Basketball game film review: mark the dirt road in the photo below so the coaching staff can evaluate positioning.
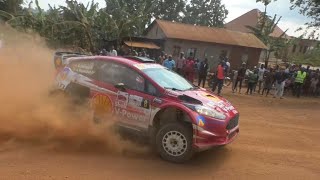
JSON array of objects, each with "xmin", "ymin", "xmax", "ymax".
[{"xmin": 0, "ymin": 93, "xmax": 319, "ymax": 180}]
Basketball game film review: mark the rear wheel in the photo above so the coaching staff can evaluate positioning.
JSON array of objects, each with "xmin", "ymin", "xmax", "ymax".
[{"xmin": 155, "ymin": 122, "xmax": 193, "ymax": 163}]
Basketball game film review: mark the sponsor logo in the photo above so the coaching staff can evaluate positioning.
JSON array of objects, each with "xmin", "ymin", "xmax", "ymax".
[
  {"xmin": 92, "ymin": 94, "xmax": 113, "ymax": 115},
  {"xmin": 115, "ymin": 108, "xmax": 148, "ymax": 122},
  {"xmin": 196, "ymin": 116, "xmax": 206, "ymax": 127},
  {"xmin": 116, "ymin": 91, "xmax": 129, "ymax": 108}
]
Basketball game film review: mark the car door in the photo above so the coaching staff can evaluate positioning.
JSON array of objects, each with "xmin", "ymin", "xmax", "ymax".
[{"xmin": 112, "ymin": 64, "xmax": 158, "ymax": 131}]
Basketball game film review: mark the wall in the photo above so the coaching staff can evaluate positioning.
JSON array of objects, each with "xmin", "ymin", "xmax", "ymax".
[
  {"xmin": 164, "ymin": 39, "xmax": 262, "ymax": 70},
  {"xmin": 164, "ymin": 39, "xmax": 231, "ymax": 69}
]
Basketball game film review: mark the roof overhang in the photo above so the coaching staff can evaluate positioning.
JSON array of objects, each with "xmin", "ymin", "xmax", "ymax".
[{"xmin": 124, "ymin": 41, "xmax": 160, "ymax": 49}]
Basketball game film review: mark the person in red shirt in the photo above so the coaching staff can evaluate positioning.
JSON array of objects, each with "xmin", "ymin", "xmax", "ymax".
[
  {"xmin": 184, "ymin": 55, "xmax": 195, "ymax": 83},
  {"xmin": 212, "ymin": 62, "xmax": 225, "ymax": 96}
]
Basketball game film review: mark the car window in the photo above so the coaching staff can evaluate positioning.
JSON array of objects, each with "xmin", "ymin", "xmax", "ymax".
[
  {"xmin": 98, "ymin": 62, "xmax": 145, "ymax": 92},
  {"xmin": 146, "ymin": 81, "xmax": 158, "ymax": 96},
  {"xmin": 142, "ymin": 68, "xmax": 194, "ymax": 91}
]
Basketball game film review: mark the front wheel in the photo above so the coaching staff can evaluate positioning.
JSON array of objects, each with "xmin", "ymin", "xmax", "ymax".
[{"xmin": 155, "ymin": 122, "xmax": 194, "ymax": 163}]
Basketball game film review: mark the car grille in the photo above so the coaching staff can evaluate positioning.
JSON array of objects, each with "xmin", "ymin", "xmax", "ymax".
[{"xmin": 226, "ymin": 114, "xmax": 239, "ymax": 130}]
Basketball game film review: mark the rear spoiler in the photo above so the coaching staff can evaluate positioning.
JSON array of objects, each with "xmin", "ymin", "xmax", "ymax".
[{"xmin": 53, "ymin": 51, "xmax": 88, "ymax": 69}]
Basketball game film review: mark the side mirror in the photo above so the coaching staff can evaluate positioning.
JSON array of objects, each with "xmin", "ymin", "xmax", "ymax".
[{"xmin": 114, "ymin": 83, "xmax": 126, "ymax": 91}]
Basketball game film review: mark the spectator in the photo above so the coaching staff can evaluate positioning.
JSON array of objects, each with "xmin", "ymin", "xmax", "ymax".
[
  {"xmin": 225, "ymin": 58, "xmax": 231, "ymax": 75},
  {"xmin": 109, "ymin": 46, "xmax": 117, "ymax": 56},
  {"xmin": 162, "ymin": 55, "xmax": 176, "ymax": 71},
  {"xmin": 232, "ymin": 70, "xmax": 238, "ymax": 93},
  {"xmin": 293, "ymin": 66, "xmax": 307, "ymax": 98},
  {"xmin": 273, "ymin": 68, "xmax": 287, "ymax": 99},
  {"xmin": 246, "ymin": 70, "xmax": 258, "ymax": 95},
  {"xmin": 198, "ymin": 58, "xmax": 209, "ymax": 88},
  {"xmin": 261, "ymin": 68, "xmax": 274, "ymax": 97},
  {"xmin": 310, "ymin": 75, "xmax": 319, "ymax": 96},
  {"xmin": 257, "ymin": 64, "xmax": 266, "ymax": 93},
  {"xmin": 176, "ymin": 52, "xmax": 186, "ymax": 75},
  {"xmin": 184, "ymin": 55, "xmax": 195, "ymax": 83},
  {"xmin": 212, "ymin": 62, "xmax": 225, "ymax": 96},
  {"xmin": 100, "ymin": 49, "xmax": 108, "ymax": 56},
  {"xmin": 233, "ymin": 62, "xmax": 246, "ymax": 94}
]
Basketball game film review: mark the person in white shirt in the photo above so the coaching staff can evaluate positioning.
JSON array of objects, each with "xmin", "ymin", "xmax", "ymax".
[
  {"xmin": 257, "ymin": 64, "xmax": 266, "ymax": 93},
  {"xmin": 110, "ymin": 46, "xmax": 117, "ymax": 56}
]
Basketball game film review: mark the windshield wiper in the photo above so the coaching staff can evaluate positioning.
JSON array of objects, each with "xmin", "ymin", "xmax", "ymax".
[{"xmin": 164, "ymin": 87, "xmax": 183, "ymax": 91}]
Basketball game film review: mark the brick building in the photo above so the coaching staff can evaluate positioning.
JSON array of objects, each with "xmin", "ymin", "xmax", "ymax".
[{"xmin": 145, "ymin": 20, "xmax": 267, "ymax": 69}]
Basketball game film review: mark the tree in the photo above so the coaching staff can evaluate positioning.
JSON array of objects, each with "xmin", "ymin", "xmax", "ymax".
[
  {"xmin": 290, "ymin": 0, "xmax": 320, "ymax": 29},
  {"xmin": 103, "ymin": 0, "xmax": 153, "ymax": 42},
  {"xmin": 152, "ymin": 0, "xmax": 186, "ymax": 22},
  {"xmin": 183, "ymin": 0, "xmax": 228, "ymax": 27},
  {"xmin": 247, "ymin": 3, "xmax": 287, "ymax": 67},
  {"xmin": 0, "ymin": 0, "xmax": 23, "ymax": 15}
]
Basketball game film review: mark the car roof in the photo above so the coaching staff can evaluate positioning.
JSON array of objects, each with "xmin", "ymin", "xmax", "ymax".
[{"xmin": 66, "ymin": 55, "xmax": 155, "ymax": 67}]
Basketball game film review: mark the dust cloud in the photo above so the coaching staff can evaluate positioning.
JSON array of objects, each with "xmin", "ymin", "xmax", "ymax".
[{"xmin": 0, "ymin": 26, "xmax": 146, "ymax": 156}]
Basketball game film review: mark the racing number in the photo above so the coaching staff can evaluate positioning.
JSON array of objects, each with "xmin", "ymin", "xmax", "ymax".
[{"xmin": 142, "ymin": 99, "xmax": 150, "ymax": 109}]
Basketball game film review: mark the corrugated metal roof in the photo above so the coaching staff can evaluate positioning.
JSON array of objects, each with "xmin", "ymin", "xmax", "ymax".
[
  {"xmin": 124, "ymin": 41, "xmax": 160, "ymax": 49},
  {"xmin": 155, "ymin": 20, "xmax": 267, "ymax": 49}
]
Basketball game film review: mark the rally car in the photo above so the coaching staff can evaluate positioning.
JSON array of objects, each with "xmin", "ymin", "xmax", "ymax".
[{"xmin": 53, "ymin": 52, "xmax": 240, "ymax": 163}]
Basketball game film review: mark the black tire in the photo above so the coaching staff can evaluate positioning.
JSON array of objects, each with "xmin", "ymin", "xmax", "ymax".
[{"xmin": 155, "ymin": 122, "xmax": 193, "ymax": 163}]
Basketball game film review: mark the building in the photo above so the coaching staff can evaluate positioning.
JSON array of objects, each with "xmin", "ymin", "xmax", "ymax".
[
  {"xmin": 225, "ymin": 9, "xmax": 319, "ymax": 65},
  {"xmin": 225, "ymin": 9, "xmax": 286, "ymax": 38},
  {"xmin": 145, "ymin": 19, "xmax": 267, "ymax": 69}
]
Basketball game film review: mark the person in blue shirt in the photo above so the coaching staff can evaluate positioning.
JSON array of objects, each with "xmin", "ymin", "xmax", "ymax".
[{"xmin": 163, "ymin": 55, "xmax": 176, "ymax": 71}]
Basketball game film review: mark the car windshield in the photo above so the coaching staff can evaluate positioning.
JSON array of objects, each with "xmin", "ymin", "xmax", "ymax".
[{"xmin": 142, "ymin": 68, "xmax": 194, "ymax": 91}]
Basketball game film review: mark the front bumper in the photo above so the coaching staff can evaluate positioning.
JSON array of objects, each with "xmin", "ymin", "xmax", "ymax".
[{"xmin": 192, "ymin": 115, "xmax": 240, "ymax": 151}]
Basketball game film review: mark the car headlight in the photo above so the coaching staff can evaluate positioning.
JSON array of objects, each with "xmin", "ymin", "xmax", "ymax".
[{"xmin": 194, "ymin": 106, "xmax": 226, "ymax": 120}]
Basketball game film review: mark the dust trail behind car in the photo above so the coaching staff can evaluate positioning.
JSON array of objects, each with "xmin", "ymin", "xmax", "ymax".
[{"xmin": 0, "ymin": 26, "xmax": 147, "ymax": 156}]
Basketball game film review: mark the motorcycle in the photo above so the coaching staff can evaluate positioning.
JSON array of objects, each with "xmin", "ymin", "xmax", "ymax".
[{"xmin": 207, "ymin": 72, "xmax": 232, "ymax": 88}]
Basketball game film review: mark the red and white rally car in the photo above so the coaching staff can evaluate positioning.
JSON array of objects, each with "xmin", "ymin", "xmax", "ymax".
[{"xmin": 53, "ymin": 53, "xmax": 240, "ymax": 163}]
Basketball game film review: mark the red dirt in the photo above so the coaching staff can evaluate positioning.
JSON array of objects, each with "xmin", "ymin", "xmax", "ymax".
[{"xmin": 1, "ymin": 26, "xmax": 320, "ymax": 180}]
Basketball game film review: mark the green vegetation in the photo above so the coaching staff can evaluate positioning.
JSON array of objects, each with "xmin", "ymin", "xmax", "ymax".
[{"xmin": 0, "ymin": 0, "xmax": 228, "ymax": 52}]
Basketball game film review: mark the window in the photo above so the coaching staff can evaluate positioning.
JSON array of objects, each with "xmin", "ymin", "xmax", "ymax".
[
  {"xmin": 146, "ymin": 81, "xmax": 158, "ymax": 96},
  {"xmin": 303, "ymin": 46, "xmax": 308, "ymax": 54},
  {"xmin": 292, "ymin": 45, "xmax": 297, "ymax": 53},
  {"xmin": 299, "ymin": 46, "xmax": 303, "ymax": 53},
  {"xmin": 173, "ymin": 46, "xmax": 181, "ymax": 57},
  {"xmin": 187, "ymin": 48, "xmax": 197, "ymax": 58},
  {"xmin": 98, "ymin": 62, "xmax": 145, "ymax": 92},
  {"xmin": 143, "ymin": 68, "xmax": 194, "ymax": 91}
]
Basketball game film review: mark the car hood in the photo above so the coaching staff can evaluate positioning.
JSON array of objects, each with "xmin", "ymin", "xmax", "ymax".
[{"xmin": 165, "ymin": 89, "xmax": 238, "ymax": 115}]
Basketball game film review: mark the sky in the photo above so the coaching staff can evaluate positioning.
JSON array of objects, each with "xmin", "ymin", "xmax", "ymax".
[{"xmin": 33, "ymin": 0, "xmax": 318, "ymax": 38}]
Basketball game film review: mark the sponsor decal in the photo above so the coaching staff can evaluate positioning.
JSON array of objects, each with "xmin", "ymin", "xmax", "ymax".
[
  {"xmin": 128, "ymin": 95, "xmax": 150, "ymax": 110},
  {"xmin": 200, "ymin": 92, "xmax": 221, "ymax": 102},
  {"xmin": 115, "ymin": 107, "xmax": 148, "ymax": 122},
  {"xmin": 128, "ymin": 95, "xmax": 143, "ymax": 107},
  {"xmin": 134, "ymin": 64, "xmax": 163, "ymax": 70},
  {"xmin": 92, "ymin": 94, "xmax": 113, "ymax": 115},
  {"xmin": 116, "ymin": 91, "xmax": 129, "ymax": 108},
  {"xmin": 59, "ymin": 68, "xmax": 70, "ymax": 81},
  {"xmin": 196, "ymin": 116, "xmax": 206, "ymax": 127},
  {"xmin": 216, "ymin": 101, "xmax": 235, "ymax": 112},
  {"xmin": 153, "ymin": 98, "xmax": 162, "ymax": 104},
  {"xmin": 71, "ymin": 62, "xmax": 95, "ymax": 75},
  {"xmin": 232, "ymin": 109, "xmax": 238, "ymax": 114}
]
